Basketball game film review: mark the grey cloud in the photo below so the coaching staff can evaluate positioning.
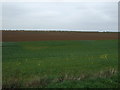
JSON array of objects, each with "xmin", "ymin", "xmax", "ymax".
[{"xmin": 2, "ymin": 2, "xmax": 118, "ymax": 31}]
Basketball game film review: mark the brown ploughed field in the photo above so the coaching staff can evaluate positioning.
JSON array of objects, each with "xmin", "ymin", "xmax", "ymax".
[{"xmin": 2, "ymin": 31, "xmax": 118, "ymax": 42}]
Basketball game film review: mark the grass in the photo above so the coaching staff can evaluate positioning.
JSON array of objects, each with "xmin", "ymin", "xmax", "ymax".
[
  {"xmin": 2, "ymin": 40, "xmax": 118, "ymax": 88},
  {"xmin": 46, "ymin": 74, "xmax": 119, "ymax": 88}
]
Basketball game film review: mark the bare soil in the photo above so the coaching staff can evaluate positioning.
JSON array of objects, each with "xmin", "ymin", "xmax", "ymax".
[{"xmin": 2, "ymin": 31, "xmax": 118, "ymax": 42}]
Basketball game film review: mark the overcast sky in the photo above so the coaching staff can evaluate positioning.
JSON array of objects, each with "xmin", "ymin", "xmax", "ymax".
[{"xmin": 2, "ymin": 2, "xmax": 118, "ymax": 31}]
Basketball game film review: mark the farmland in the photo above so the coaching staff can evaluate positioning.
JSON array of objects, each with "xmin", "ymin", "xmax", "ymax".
[
  {"xmin": 2, "ymin": 31, "xmax": 118, "ymax": 42},
  {"xmin": 2, "ymin": 31, "xmax": 119, "ymax": 88}
]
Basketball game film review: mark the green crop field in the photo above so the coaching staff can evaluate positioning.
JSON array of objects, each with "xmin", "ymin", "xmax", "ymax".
[{"xmin": 2, "ymin": 40, "xmax": 119, "ymax": 88}]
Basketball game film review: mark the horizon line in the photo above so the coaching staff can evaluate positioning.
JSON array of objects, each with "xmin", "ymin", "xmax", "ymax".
[{"xmin": 1, "ymin": 29, "xmax": 118, "ymax": 32}]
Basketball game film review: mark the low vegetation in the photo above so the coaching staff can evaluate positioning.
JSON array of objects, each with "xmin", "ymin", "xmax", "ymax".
[{"xmin": 2, "ymin": 40, "xmax": 118, "ymax": 88}]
